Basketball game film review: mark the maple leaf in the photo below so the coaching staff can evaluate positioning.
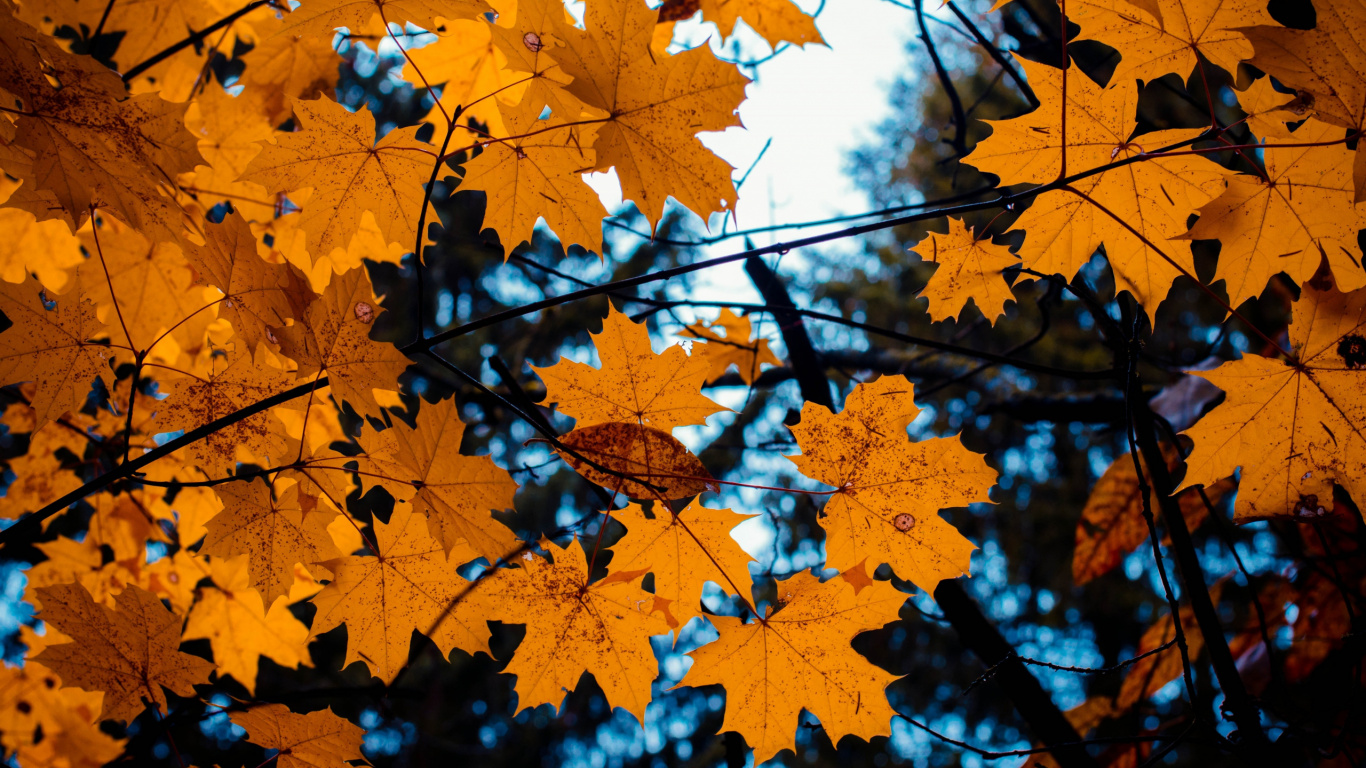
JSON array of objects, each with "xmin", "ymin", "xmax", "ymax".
[
  {"xmin": 0, "ymin": 274, "xmax": 114, "ymax": 429},
  {"xmin": 183, "ymin": 555, "xmax": 313, "ymax": 695},
  {"xmin": 0, "ymin": 207, "xmax": 83, "ymax": 293},
  {"xmin": 483, "ymin": 537, "xmax": 671, "ymax": 722},
  {"xmin": 403, "ymin": 18, "xmax": 515, "ymax": 138},
  {"xmin": 484, "ymin": 0, "xmax": 584, "ymax": 121},
  {"xmin": 1116, "ymin": 585, "xmax": 1223, "ymax": 712},
  {"xmin": 309, "ymin": 502, "xmax": 493, "ymax": 683},
  {"xmin": 156, "ymin": 347, "xmax": 301, "ymax": 477},
  {"xmin": 183, "ymin": 213, "xmax": 315, "ymax": 353},
  {"xmin": 676, "ymin": 571, "xmax": 905, "ymax": 764},
  {"xmin": 1072, "ymin": 446, "xmax": 1232, "ymax": 585},
  {"xmin": 181, "ymin": 86, "xmax": 279, "ymax": 223},
  {"xmin": 1183, "ymin": 119, "xmax": 1366, "ymax": 306},
  {"xmin": 0, "ymin": 406, "xmax": 91, "ymax": 519},
  {"xmin": 550, "ymin": 0, "xmax": 749, "ymax": 230},
  {"xmin": 33, "ymin": 583, "xmax": 214, "ymax": 723},
  {"xmin": 908, "ymin": 217, "xmax": 1019, "ymax": 325},
  {"xmin": 273, "ymin": 264, "xmax": 411, "ymax": 419},
  {"xmin": 0, "ymin": 663, "xmax": 124, "ymax": 768},
  {"xmin": 280, "ymin": 0, "xmax": 492, "ymax": 42},
  {"xmin": 788, "ymin": 375, "xmax": 995, "ymax": 594},
  {"xmin": 201, "ymin": 478, "xmax": 344, "ymax": 609},
  {"xmin": 75, "ymin": 216, "xmax": 211, "ymax": 353},
  {"xmin": 533, "ymin": 303, "xmax": 726, "ymax": 431},
  {"xmin": 1068, "ymin": 0, "xmax": 1274, "ymax": 85},
  {"xmin": 356, "ymin": 396, "xmax": 520, "ymax": 559},
  {"xmin": 963, "ymin": 59, "xmax": 1228, "ymax": 317},
  {"xmin": 557, "ymin": 421, "xmax": 714, "ymax": 500},
  {"xmin": 1243, "ymin": 2, "xmax": 1366, "ymax": 200},
  {"xmin": 230, "ymin": 704, "xmax": 366, "ymax": 768},
  {"xmin": 24, "ymin": 0, "xmax": 226, "ymax": 92},
  {"xmin": 458, "ymin": 104, "xmax": 607, "ymax": 257},
  {"xmin": 240, "ymin": 15, "xmax": 346, "ymax": 126},
  {"xmin": 1236, "ymin": 78, "xmax": 1314, "ymax": 141},
  {"xmin": 1180, "ymin": 278, "xmax": 1366, "ymax": 521},
  {"xmin": 696, "ymin": 0, "xmax": 825, "ymax": 49},
  {"xmin": 85, "ymin": 489, "xmax": 175, "ymax": 565},
  {"xmin": 242, "ymin": 96, "xmax": 435, "ymax": 261},
  {"xmin": 608, "ymin": 499, "xmax": 755, "ymax": 626},
  {"xmin": 680, "ymin": 308, "xmax": 781, "ymax": 384},
  {"xmin": 0, "ymin": 19, "xmax": 202, "ymax": 241}
]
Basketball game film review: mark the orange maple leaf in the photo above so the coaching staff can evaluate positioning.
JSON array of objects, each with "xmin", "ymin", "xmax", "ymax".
[
  {"xmin": 676, "ymin": 571, "xmax": 905, "ymax": 764},
  {"xmin": 355, "ymin": 396, "xmax": 521, "ymax": 559},
  {"xmin": 309, "ymin": 503, "xmax": 494, "ymax": 683},
  {"xmin": 534, "ymin": 303, "xmax": 726, "ymax": 431},
  {"xmin": 33, "ymin": 583, "xmax": 215, "ymax": 723},
  {"xmin": 1180, "ymin": 279, "xmax": 1366, "ymax": 520},
  {"xmin": 484, "ymin": 537, "xmax": 670, "ymax": 722},
  {"xmin": 788, "ymin": 375, "xmax": 995, "ymax": 594}
]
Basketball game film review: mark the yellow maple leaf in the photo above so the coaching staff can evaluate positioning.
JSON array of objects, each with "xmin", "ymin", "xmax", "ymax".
[
  {"xmin": 676, "ymin": 571, "xmax": 905, "ymax": 764},
  {"xmin": 551, "ymin": 0, "xmax": 749, "ymax": 230},
  {"xmin": 183, "ymin": 555, "xmax": 313, "ymax": 695},
  {"xmin": 0, "ymin": 20, "xmax": 201, "ymax": 242},
  {"xmin": 141, "ymin": 550, "xmax": 212, "ymax": 615},
  {"xmin": 1235, "ymin": 78, "xmax": 1313, "ymax": 141},
  {"xmin": 230, "ymin": 704, "xmax": 365, "ymax": 768},
  {"xmin": 309, "ymin": 502, "xmax": 493, "ymax": 682},
  {"xmin": 356, "ymin": 396, "xmax": 520, "ymax": 559},
  {"xmin": 240, "ymin": 14, "xmax": 346, "ymax": 125},
  {"xmin": 33, "ymin": 583, "xmax": 215, "ymax": 723},
  {"xmin": 608, "ymin": 499, "xmax": 755, "ymax": 627},
  {"xmin": 1244, "ymin": 3, "xmax": 1366, "ymax": 200},
  {"xmin": 0, "ymin": 406, "xmax": 91, "ymax": 519},
  {"xmin": 459, "ymin": 104, "xmax": 607, "ymax": 257},
  {"xmin": 485, "ymin": 0, "xmax": 584, "ymax": 120},
  {"xmin": 788, "ymin": 375, "xmax": 995, "ymax": 594},
  {"xmin": 77, "ymin": 216, "xmax": 214, "ymax": 354},
  {"xmin": 696, "ymin": 0, "xmax": 825, "ymax": 49},
  {"xmin": 534, "ymin": 303, "xmax": 726, "ymax": 430},
  {"xmin": 184, "ymin": 213, "xmax": 315, "ymax": 353},
  {"xmin": 272, "ymin": 263, "xmax": 411, "ymax": 419},
  {"xmin": 1183, "ymin": 119, "xmax": 1366, "ymax": 306},
  {"xmin": 908, "ymin": 217, "xmax": 1019, "ymax": 325},
  {"xmin": 402, "ymin": 17, "xmax": 513, "ymax": 138},
  {"xmin": 0, "ymin": 274, "xmax": 114, "ymax": 429},
  {"xmin": 17, "ymin": 0, "xmax": 221, "ymax": 92},
  {"xmin": 242, "ymin": 96, "xmax": 435, "ymax": 262},
  {"xmin": 0, "ymin": 663, "xmax": 124, "ymax": 768},
  {"xmin": 86, "ymin": 489, "xmax": 173, "ymax": 564},
  {"xmin": 964, "ymin": 59, "xmax": 1228, "ymax": 317},
  {"xmin": 1068, "ymin": 0, "xmax": 1274, "ymax": 85},
  {"xmin": 1180, "ymin": 278, "xmax": 1366, "ymax": 521},
  {"xmin": 680, "ymin": 308, "xmax": 781, "ymax": 384},
  {"xmin": 484, "ymin": 537, "xmax": 671, "ymax": 722},
  {"xmin": 182, "ymin": 85, "xmax": 278, "ymax": 222},
  {"xmin": 202, "ymin": 478, "xmax": 344, "ymax": 609},
  {"xmin": 280, "ymin": 0, "xmax": 491, "ymax": 42},
  {"xmin": 0, "ymin": 207, "xmax": 83, "ymax": 293},
  {"xmin": 156, "ymin": 347, "xmax": 301, "ymax": 477}
]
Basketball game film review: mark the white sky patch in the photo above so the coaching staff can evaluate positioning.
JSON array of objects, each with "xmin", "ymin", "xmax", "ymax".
[{"xmin": 586, "ymin": 0, "xmax": 918, "ymax": 304}]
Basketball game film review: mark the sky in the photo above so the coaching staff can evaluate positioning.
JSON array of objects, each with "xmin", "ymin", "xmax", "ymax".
[{"xmin": 585, "ymin": 0, "xmax": 922, "ymax": 297}]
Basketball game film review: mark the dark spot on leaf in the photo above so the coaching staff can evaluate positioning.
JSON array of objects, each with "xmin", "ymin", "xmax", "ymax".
[{"xmin": 1337, "ymin": 334, "xmax": 1366, "ymax": 368}]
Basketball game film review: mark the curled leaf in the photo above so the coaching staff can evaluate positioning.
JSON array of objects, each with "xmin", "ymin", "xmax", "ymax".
[{"xmin": 556, "ymin": 422, "xmax": 713, "ymax": 501}]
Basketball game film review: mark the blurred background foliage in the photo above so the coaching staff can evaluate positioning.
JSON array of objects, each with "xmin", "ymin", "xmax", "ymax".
[{"xmin": 4, "ymin": 0, "xmax": 1365, "ymax": 767}]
